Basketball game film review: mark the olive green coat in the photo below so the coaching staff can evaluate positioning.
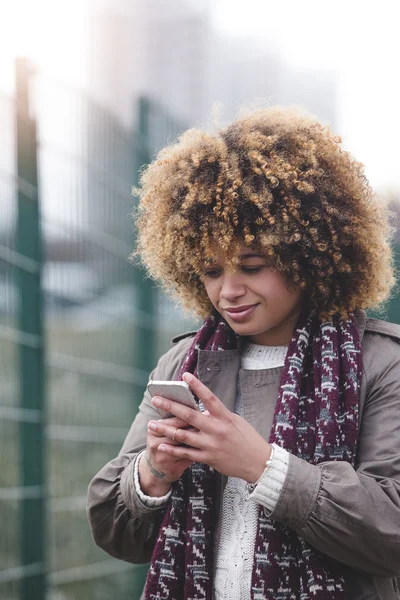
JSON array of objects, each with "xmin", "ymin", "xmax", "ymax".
[{"xmin": 87, "ymin": 311, "xmax": 400, "ymax": 599}]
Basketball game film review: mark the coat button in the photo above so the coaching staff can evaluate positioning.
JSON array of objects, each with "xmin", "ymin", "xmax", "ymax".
[{"xmin": 206, "ymin": 363, "xmax": 221, "ymax": 372}]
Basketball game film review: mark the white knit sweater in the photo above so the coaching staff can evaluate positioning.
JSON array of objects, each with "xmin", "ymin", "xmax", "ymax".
[{"xmin": 213, "ymin": 343, "xmax": 289, "ymax": 599}]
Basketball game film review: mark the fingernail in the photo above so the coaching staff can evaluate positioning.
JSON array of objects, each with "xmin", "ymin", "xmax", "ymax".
[
  {"xmin": 182, "ymin": 372, "xmax": 193, "ymax": 382},
  {"xmin": 152, "ymin": 397, "xmax": 161, "ymax": 407},
  {"xmin": 148, "ymin": 422, "xmax": 157, "ymax": 431},
  {"xmin": 158, "ymin": 444, "xmax": 166, "ymax": 451}
]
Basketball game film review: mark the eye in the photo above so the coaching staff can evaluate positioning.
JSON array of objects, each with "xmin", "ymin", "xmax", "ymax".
[
  {"xmin": 241, "ymin": 266, "xmax": 264, "ymax": 274},
  {"xmin": 203, "ymin": 268, "xmax": 222, "ymax": 278}
]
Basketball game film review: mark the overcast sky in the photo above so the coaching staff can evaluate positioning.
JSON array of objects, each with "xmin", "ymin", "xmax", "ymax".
[
  {"xmin": 212, "ymin": 0, "xmax": 400, "ymax": 193},
  {"xmin": 1, "ymin": 0, "xmax": 399, "ymax": 193}
]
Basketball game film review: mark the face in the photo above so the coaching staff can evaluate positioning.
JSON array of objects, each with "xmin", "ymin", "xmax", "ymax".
[{"xmin": 201, "ymin": 244, "xmax": 303, "ymax": 346}]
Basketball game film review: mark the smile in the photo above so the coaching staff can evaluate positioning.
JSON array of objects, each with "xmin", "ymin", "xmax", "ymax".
[{"xmin": 223, "ymin": 304, "xmax": 258, "ymax": 322}]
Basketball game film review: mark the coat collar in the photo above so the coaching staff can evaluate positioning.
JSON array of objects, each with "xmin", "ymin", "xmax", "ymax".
[{"xmin": 354, "ymin": 309, "xmax": 367, "ymax": 343}]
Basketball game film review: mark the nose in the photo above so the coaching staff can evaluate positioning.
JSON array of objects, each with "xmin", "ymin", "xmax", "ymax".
[{"xmin": 220, "ymin": 272, "xmax": 246, "ymax": 302}]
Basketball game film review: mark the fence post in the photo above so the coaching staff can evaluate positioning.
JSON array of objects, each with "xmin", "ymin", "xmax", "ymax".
[
  {"xmin": 133, "ymin": 96, "xmax": 157, "ymax": 386},
  {"xmin": 15, "ymin": 57, "xmax": 47, "ymax": 600},
  {"xmin": 129, "ymin": 96, "xmax": 157, "ymax": 598}
]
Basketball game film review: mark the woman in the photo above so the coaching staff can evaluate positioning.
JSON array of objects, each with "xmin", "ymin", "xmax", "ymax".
[{"xmin": 87, "ymin": 107, "xmax": 400, "ymax": 599}]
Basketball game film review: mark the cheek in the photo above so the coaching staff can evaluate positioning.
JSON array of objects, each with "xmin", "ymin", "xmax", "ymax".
[
  {"xmin": 261, "ymin": 274, "xmax": 301, "ymax": 306},
  {"xmin": 203, "ymin": 281, "xmax": 219, "ymax": 304},
  {"xmin": 283, "ymin": 286, "xmax": 303, "ymax": 309}
]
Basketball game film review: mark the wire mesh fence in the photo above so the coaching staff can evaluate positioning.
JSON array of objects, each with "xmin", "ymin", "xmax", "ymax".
[
  {"xmin": 0, "ymin": 80, "xmax": 22, "ymax": 600},
  {"xmin": 1, "ymin": 57, "xmax": 399, "ymax": 600},
  {"xmin": 0, "ymin": 58, "xmax": 197, "ymax": 600}
]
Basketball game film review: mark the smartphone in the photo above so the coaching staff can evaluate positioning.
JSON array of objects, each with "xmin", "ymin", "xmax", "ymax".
[{"xmin": 147, "ymin": 380, "xmax": 199, "ymax": 418}]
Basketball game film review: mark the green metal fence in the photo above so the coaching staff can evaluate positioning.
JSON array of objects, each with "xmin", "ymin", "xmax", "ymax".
[
  {"xmin": 0, "ymin": 58, "xmax": 197, "ymax": 600},
  {"xmin": 1, "ymin": 57, "xmax": 399, "ymax": 600},
  {"xmin": 0, "ymin": 63, "xmax": 27, "ymax": 600}
]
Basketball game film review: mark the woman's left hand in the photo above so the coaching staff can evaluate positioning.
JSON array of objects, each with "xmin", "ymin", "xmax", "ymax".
[{"xmin": 149, "ymin": 372, "xmax": 271, "ymax": 483}]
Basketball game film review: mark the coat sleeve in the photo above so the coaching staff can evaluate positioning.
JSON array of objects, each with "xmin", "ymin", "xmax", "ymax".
[
  {"xmin": 268, "ymin": 333, "xmax": 400, "ymax": 578},
  {"xmin": 86, "ymin": 337, "xmax": 193, "ymax": 564}
]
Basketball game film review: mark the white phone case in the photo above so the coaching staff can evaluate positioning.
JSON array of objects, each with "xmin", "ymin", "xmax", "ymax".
[{"xmin": 147, "ymin": 380, "xmax": 199, "ymax": 418}]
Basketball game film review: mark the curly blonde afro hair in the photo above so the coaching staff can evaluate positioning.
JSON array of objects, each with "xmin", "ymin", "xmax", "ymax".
[{"xmin": 133, "ymin": 106, "xmax": 395, "ymax": 320}]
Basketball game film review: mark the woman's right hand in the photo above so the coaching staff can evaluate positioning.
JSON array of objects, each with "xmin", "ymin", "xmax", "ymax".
[{"xmin": 138, "ymin": 415, "xmax": 194, "ymax": 497}]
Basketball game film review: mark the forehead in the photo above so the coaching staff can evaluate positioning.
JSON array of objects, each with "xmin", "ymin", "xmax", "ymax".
[{"xmin": 204, "ymin": 242, "xmax": 265, "ymax": 264}]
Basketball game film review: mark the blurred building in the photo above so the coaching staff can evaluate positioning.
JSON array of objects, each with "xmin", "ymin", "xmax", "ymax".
[
  {"xmin": 86, "ymin": 0, "xmax": 336, "ymax": 130},
  {"xmin": 87, "ymin": 0, "xmax": 211, "ymax": 127},
  {"xmin": 279, "ymin": 64, "xmax": 337, "ymax": 127},
  {"xmin": 206, "ymin": 33, "xmax": 283, "ymax": 125},
  {"xmin": 206, "ymin": 33, "xmax": 336, "ymax": 129}
]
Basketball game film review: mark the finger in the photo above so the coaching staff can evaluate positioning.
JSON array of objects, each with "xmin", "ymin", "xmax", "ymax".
[
  {"xmin": 157, "ymin": 442, "xmax": 205, "ymax": 463},
  {"xmin": 151, "ymin": 396, "xmax": 210, "ymax": 431},
  {"xmin": 182, "ymin": 373, "xmax": 230, "ymax": 418},
  {"xmin": 147, "ymin": 421, "xmax": 184, "ymax": 442},
  {"xmin": 147, "ymin": 431, "xmax": 182, "ymax": 449},
  {"xmin": 153, "ymin": 416, "xmax": 191, "ymax": 429},
  {"xmin": 148, "ymin": 422, "xmax": 204, "ymax": 449}
]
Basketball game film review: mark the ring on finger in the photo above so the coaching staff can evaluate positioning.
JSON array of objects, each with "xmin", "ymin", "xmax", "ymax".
[{"xmin": 172, "ymin": 427, "xmax": 179, "ymax": 442}]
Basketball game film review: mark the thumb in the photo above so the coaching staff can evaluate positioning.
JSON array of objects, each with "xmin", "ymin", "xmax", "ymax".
[{"xmin": 182, "ymin": 372, "xmax": 228, "ymax": 418}]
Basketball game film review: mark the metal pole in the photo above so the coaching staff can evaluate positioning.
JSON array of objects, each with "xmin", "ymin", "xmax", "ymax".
[
  {"xmin": 133, "ymin": 96, "xmax": 157, "ymax": 391},
  {"xmin": 15, "ymin": 57, "xmax": 47, "ymax": 600},
  {"xmin": 130, "ymin": 96, "xmax": 157, "ymax": 597}
]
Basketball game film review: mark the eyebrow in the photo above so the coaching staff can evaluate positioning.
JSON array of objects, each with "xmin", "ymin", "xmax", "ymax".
[
  {"xmin": 204, "ymin": 253, "xmax": 266, "ymax": 266},
  {"xmin": 238, "ymin": 253, "xmax": 266, "ymax": 260}
]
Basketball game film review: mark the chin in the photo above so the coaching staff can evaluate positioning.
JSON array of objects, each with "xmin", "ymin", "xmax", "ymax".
[{"xmin": 231, "ymin": 323, "xmax": 268, "ymax": 336}]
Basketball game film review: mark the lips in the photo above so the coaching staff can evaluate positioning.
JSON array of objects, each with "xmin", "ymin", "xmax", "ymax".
[
  {"xmin": 222, "ymin": 304, "xmax": 258, "ymax": 322},
  {"xmin": 223, "ymin": 304, "xmax": 257, "ymax": 313}
]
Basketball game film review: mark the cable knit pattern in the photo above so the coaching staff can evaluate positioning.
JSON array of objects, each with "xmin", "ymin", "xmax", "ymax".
[
  {"xmin": 214, "ymin": 476, "xmax": 258, "ymax": 600},
  {"xmin": 241, "ymin": 343, "xmax": 287, "ymax": 370},
  {"xmin": 214, "ymin": 344, "xmax": 289, "ymax": 599},
  {"xmin": 249, "ymin": 444, "xmax": 289, "ymax": 513}
]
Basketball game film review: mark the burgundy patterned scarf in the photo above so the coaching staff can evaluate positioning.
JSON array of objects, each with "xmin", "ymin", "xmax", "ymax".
[{"xmin": 144, "ymin": 310, "xmax": 362, "ymax": 600}]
